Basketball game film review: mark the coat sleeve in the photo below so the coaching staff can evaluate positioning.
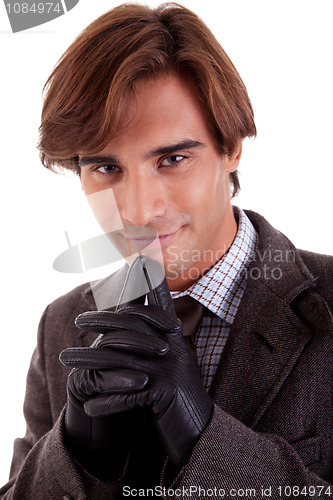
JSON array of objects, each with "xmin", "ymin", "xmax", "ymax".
[
  {"xmin": 0, "ymin": 306, "xmax": 128, "ymax": 500},
  {"xmin": 164, "ymin": 404, "xmax": 332, "ymax": 499}
]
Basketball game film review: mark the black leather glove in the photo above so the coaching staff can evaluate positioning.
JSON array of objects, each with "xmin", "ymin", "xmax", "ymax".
[{"xmin": 60, "ymin": 256, "xmax": 212, "ymax": 466}]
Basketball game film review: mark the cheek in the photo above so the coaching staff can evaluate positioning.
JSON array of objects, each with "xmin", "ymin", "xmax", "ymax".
[{"xmin": 183, "ymin": 164, "xmax": 227, "ymax": 217}]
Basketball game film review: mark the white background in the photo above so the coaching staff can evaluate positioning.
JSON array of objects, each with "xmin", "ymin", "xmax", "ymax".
[{"xmin": 0, "ymin": 0, "xmax": 332, "ymax": 486}]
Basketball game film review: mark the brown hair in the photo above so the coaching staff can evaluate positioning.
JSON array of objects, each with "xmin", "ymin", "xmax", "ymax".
[{"xmin": 38, "ymin": 2, "xmax": 256, "ymax": 196}]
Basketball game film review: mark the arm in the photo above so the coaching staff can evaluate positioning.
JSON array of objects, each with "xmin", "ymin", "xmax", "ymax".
[{"xmin": 0, "ymin": 304, "xmax": 128, "ymax": 500}]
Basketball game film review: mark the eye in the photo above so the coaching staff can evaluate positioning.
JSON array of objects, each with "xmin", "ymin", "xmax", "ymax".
[
  {"xmin": 159, "ymin": 155, "xmax": 185, "ymax": 167},
  {"xmin": 94, "ymin": 164, "xmax": 121, "ymax": 175}
]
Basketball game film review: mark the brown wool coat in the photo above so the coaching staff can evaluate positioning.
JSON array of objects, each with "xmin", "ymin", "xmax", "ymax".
[{"xmin": 1, "ymin": 211, "xmax": 333, "ymax": 499}]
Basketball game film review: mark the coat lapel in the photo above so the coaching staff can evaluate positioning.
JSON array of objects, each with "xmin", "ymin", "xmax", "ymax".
[
  {"xmin": 209, "ymin": 210, "xmax": 333, "ymax": 427},
  {"xmin": 209, "ymin": 278, "xmax": 313, "ymax": 426}
]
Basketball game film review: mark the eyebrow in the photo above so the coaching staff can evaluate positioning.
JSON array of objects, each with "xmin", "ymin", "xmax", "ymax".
[
  {"xmin": 79, "ymin": 140, "xmax": 206, "ymax": 167},
  {"xmin": 143, "ymin": 140, "xmax": 206, "ymax": 160},
  {"xmin": 79, "ymin": 155, "xmax": 119, "ymax": 167}
]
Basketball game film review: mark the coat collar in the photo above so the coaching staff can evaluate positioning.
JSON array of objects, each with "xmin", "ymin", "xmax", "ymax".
[{"xmin": 244, "ymin": 210, "xmax": 333, "ymax": 333}]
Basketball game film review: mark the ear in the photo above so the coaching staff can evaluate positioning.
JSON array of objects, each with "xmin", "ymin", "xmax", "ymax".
[{"xmin": 224, "ymin": 141, "xmax": 243, "ymax": 173}]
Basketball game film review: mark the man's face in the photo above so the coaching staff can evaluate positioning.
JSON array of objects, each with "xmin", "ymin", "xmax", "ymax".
[{"xmin": 79, "ymin": 73, "xmax": 241, "ymax": 290}]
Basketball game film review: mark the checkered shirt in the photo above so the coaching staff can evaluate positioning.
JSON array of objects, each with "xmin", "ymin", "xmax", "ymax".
[{"xmin": 172, "ymin": 207, "xmax": 258, "ymax": 390}]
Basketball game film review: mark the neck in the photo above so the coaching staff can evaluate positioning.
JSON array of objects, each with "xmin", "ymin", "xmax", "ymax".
[{"xmin": 167, "ymin": 205, "xmax": 237, "ymax": 291}]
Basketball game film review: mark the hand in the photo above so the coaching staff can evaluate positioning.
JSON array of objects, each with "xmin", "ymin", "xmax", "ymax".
[
  {"xmin": 60, "ymin": 310, "xmax": 148, "ymax": 480},
  {"xmin": 60, "ymin": 256, "xmax": 212, "ymax": 465}
]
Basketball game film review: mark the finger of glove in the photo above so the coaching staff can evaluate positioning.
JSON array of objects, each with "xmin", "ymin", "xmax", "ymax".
[
  {"xmin": 131, "ymin": 256, "xmax": 173, "ymax": 312},
  {"xmin": 84, "ymin": 389, "xmax": 154, "ymax": 417},
  {"xmin": 95, "ymin": 330, "xmax": 168, "ymax": 356},
  {"xmin": 68, "ymin": 369, "xmax": 148, "ymax": 401},
  {"xmin": 60, "ymin": 343, "xmax": 162, "ymax": 370},
  {"xmin": 60, "ymin": 331, "xmax": 168, "ymax": 368},
  {"xmin": 118, "ymin": 255, "xmax": 167, "ymax": 309},
  {"xmin": 119, "ymin": 256, "xmax": 175, "ymax": 315},
  {"xmin": 116, "ymin": 255, "xmax": 156, "ymax": 309},
  {"xmin": 147, "ymin": 276, "xmax": 176, "ymax": 316},
  {"xmin": 76, "ymin": 307, "xmax": 180, "ymax": 335}
]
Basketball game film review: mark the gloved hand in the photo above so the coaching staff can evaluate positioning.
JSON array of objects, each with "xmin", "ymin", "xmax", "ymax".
[
  {"xmin": 60, "ymin": 256, "xmax": 212, "ymax": 466},
  {"xmin": 60, "ymin": 315, "xmax": 148, "ymax": 479}
]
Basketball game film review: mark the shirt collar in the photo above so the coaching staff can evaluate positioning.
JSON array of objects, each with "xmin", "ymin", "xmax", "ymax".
[{"xmin": 172, "ymin": 206, "xmax": 258, "ymax": 323}]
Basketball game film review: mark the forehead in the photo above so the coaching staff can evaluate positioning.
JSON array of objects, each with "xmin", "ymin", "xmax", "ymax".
[
  {"xmin": 95, "ymin": 73, "xmax": 216, "ymax": 157},
  {"xmin": 131, "ymin": 73, "xmax": 204, "ymax": 124}
]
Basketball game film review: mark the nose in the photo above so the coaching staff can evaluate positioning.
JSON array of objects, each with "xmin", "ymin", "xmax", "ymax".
[{"xmin": 120, "ymin": 171, "xmax": 166, "ymax": 226}]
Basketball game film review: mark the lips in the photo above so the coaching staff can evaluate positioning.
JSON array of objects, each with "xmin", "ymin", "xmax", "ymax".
[
  {"xmin": 130, "ymin": 236, "xmax": 159, "ymax": 248},
  {"xmin": 113, "ymin": 231, "xmax": 158, "ymax": 248},
  {"xmin": 112, "ymin": 227, "xmax": 157, "ymax": 239},
  {"xmin": 130, "ymin": 232, "xmax": 177, "ymax": 249},
  {"xmin": 114, "ymin": 228, "xmax": 178, "ymax": 250}
]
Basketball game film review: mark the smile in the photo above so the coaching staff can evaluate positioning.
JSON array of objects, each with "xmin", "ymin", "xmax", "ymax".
[{"xmin": 130, "ymin": 231, "xmax": 178, "ymax": 249}]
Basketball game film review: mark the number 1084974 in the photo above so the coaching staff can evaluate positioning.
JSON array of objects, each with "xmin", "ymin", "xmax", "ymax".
[{"xmin": 5, "ymin": 3, "xmax": 62, "ymax": 14}]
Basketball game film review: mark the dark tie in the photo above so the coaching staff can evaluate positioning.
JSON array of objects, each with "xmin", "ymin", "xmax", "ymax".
[{"xmin": 173, "ymin": 296, "xmax": 204, "ymax": 364}]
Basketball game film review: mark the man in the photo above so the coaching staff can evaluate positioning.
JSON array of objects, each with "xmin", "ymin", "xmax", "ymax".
[{"xmin": 1, "ymin": 3, "xmax": 333, "ymax": 499}]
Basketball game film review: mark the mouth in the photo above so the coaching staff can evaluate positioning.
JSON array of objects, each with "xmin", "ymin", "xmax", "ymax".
[
  {"xmin": 112, "ymin": 228, "xmax": 179, "ymax": 251},
  {"xmin": 130, "ymin": 231, "xmax": 178, "ymax": 249}
]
